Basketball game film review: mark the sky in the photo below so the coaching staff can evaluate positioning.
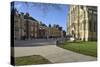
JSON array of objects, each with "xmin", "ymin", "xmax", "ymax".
[{"xmin": 13, "ymin": 1, "xmax": 69, "ymax": 31}]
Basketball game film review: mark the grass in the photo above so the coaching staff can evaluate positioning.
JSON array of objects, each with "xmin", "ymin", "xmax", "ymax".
[
  {"xmin": 15, "ymin": 55, "xmax": 51, "ymax": 66},
  {"xmin": 58, "ymin": 41, "xmax": 97, "ymax": 57}
]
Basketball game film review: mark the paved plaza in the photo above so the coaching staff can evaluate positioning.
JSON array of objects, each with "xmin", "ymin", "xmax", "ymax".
[{"xmin": 13, "ymin": 39, "xmax": 97, "ymax": 63}]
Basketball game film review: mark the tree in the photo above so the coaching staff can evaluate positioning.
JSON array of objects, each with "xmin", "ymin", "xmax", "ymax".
[
  {"xmin": 21, "ymin": 12, "xmax": 24, "ymax": 15},
  {"xmin": 42, "ymin": 23, "xmax": 47, "ymax": 27},
  {"xmin": 63, "ymin": 30, "xmax": 66, "ymax": 37},
  {"xmin": 55, "ymin": 24, "xmax": 59, "ymax": 28},
  {"xmin": 58, "ymin": 27, "xmax": 62, "ymax": 31},
  {"xmin": 48, "ymin": 24, "xmax": 51, "ymax": 28}
]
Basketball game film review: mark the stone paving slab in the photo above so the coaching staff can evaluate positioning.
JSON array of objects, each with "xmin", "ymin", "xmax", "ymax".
[{"xmin": 13, "ymin": 45, "xmax": 97, "ymax": 63}]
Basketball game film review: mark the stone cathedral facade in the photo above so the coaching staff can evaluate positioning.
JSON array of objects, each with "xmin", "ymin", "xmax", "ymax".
[{"xmin": 67, "ymin": 5, "xmax": 97, "ymax": 41}]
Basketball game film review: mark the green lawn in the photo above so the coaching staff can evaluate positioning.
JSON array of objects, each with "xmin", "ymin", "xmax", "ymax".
[
  {"xmin": 15, "ymin": 55, "xmax": 51, "ymax": 66},
  {"xmin": 58, "ymin": 41, "xmax": 97, "ymax": 57}
]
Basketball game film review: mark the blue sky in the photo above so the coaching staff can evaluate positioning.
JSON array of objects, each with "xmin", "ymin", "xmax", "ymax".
[{"xmin": 13, "ymin": 1, "xmax": 69, "ymax": 31}]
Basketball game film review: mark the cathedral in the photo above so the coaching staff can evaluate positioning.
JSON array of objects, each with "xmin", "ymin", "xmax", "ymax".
[{"xmin": 67, "ymin": 5, "xmax": 97, "ymax": 41}]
